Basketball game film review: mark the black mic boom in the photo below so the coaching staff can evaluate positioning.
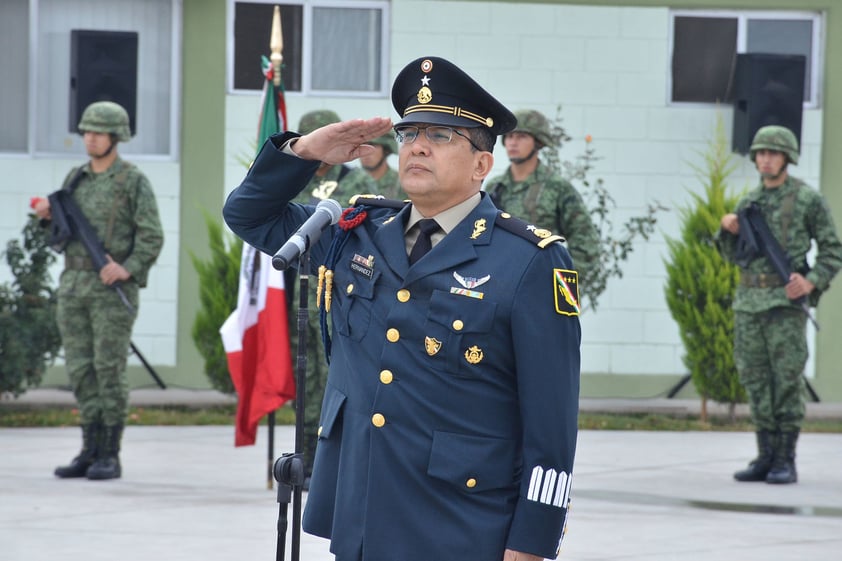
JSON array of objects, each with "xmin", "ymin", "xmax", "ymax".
[{"xmin": 272, "ymin": 199, "xmax": 343, "ymax": 270}]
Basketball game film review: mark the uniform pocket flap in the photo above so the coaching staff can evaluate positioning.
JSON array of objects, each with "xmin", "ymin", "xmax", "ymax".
[
  {"xmin": 429, "ymin": 290, "xmax": 496, "ymax": 333},
  {"xmin": 318, "ymin": 385, "xmax": 347, "ymax": 440},
  {"xmin": 427, "ymin": 431, "xmax": 516, "ymax": 492}
]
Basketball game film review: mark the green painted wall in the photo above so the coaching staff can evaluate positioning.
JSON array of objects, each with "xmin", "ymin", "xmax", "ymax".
[{"xmin": 166, "ymin": 0, "xmax": 229, "ymax": 389}]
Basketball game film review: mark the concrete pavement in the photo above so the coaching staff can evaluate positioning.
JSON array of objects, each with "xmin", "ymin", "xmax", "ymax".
[{"xmin": 2, "ymin": 422, "xmax": 841, "ymax": 561}]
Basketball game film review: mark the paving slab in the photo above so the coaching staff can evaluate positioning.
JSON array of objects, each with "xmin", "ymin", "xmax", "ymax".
[{"xmin": 2, "ymin": 425, "xmax": 840, "ymax": 561}]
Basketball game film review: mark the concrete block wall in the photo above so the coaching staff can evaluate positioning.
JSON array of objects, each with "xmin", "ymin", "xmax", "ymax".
[{"xmin": 224, "ymin": 0, "xmax": 822, "ymax": 379}]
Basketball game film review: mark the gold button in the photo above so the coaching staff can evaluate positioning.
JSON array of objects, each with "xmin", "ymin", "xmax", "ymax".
[
  {"xmin": 372, "ymin": 413, "xmax": 386, "ymax": 427},
  {"xmin": 396, "ymin": 289, "xmax": 410, "ymax": 302},
  {"xmin": 452, "ymin": 320, "xmax": 464, "ymax": 331},
  {"xmin": 466, "ymin": 478, "xmax": 477, "ymax": 488},
  {"xmin": 346, "ymin": 283, "xmax": 354, "ymax": 294},
  {"xmin": 386, "ymin": 328, "xmax": 400, "ymax": 342},
  {"xmin": 317, "ymin": 426, "xmax": 323, "ymax": 436},
  {"xmin": 380, "ymin": 370, "xmax": 393, "ymax": 384}
]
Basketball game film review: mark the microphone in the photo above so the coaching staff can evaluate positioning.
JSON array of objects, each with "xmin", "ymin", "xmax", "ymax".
[{"xmin": 272, "ymin": 199, "xmax": 343, "ymax": 270}]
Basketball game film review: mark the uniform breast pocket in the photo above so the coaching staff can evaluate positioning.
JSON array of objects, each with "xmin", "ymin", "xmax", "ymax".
[
  {"xmin": 332, "ymin": 268, "xmax": 379, "ymax": 342},
  {"xmin": 423, "ymin": 290, "xmax": 497, "ymax": 377}
]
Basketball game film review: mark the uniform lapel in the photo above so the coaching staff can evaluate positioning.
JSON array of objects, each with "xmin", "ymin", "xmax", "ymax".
[{"xmin": 372, "ymin": 207, "xmax": 412, "ymax": 278}]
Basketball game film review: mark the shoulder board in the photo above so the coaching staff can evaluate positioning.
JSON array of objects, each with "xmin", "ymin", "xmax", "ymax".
[
  {"xmin": 495, "ymin": 211, "xmax": 566, "ymax": 249},
  {"xmin": 350, "ymin": 194, "xmax": 410, "ymax": 210}
]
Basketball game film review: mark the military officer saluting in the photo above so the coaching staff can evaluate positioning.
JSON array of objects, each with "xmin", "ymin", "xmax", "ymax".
[{"xmin": 224, "ymin": 56, "xmax": 581, "ymax": 561}]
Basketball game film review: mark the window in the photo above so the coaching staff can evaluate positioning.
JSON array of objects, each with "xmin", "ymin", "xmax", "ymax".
[
  {"xmin": 670, "ymin": 10, "xmax": 823, "ymax": 107},
  {"xmin": 0, "ymin": 0, "xmax": 179, "ymax": 157},
  {"xmin": 230, "ymin": 0, "xmax": 389, "ymax": 96}
]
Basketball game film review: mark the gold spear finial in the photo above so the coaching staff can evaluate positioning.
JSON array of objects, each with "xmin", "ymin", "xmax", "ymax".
[{"xmin": 270, "ymin": 5, "xmax": 283, "ymax": 87}]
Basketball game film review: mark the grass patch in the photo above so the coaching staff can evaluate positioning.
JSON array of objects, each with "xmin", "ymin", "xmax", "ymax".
[
  {"xmin": 2, "ymin": 405, "xmax": 841, "ymax": 432},
  {"xmin": 0, "ymin": 403, "xmax": 295, "ymax": 428},
  {"xmin": 578, "ymin": 412, "xmax": 842, "ymax": 433}
]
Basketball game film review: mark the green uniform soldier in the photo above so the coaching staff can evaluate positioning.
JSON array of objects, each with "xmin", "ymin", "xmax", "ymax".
[
  {"xmin": 719, "ymin": 125, "xmax": 842, "ymax": 484},
  {"xmin": 290, "ymin": 110, "xmax": 378, "ymax": 486},
  {"xmin": 360, "ymin": 133, "xmax": 406, "ymax": 200},
  {"xmin": 33, "ymin": 101, "xmax": 164, "ymax": 480},
  {"xmin": 486, "ymin": 109, "xmax": 599, "ymax": 292}
]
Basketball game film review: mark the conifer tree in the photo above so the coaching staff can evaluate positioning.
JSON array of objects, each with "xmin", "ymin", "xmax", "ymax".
[{"xmin": 664, "ymin": 119, "xmax": 746, "ymax": 417}]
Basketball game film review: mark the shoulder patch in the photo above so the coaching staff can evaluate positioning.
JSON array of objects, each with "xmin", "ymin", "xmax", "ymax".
[
  {"xmin": 494, "ymin": 211, "xmax": 566, "ymax": 248},
  {"xmin": 351, "ymin": 194, "xmax": 410, "ymax": 210}
]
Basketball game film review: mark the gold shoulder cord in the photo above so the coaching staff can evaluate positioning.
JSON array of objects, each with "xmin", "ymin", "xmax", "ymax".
[
  {"xmin": 316, "ymin": 265, "xmax": 326, "ymax": 309},
  {"xmin": 324, "ymin": 270, "xmax": 334, "ymax": 312}
]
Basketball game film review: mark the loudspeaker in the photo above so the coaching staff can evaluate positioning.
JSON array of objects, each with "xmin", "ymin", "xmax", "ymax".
[
  {"xmin": 69, "ymin": 30, "xmax": 138, "ymax": 136},
  {"xmin": 731, "ymin": 53, "xmax": 805, "ymax": 154}
]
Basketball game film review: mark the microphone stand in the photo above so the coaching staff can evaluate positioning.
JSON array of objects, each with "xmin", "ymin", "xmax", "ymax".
[{"xmin": 274, "ymin": 249, "xmax": 308, "ymax": 561}]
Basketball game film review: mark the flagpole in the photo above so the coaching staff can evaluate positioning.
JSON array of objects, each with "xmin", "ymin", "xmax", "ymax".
[{"xmin": 266, "ymin": 3, "xmax": 285, "ymax": 493}]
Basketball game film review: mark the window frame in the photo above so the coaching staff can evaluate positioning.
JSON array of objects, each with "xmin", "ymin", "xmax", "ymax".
[
  {"xmin": 18, "ymin": 0, "xmax": 183, "ymax": 159},
  {"xmin": 227, "ymin": 0, "xmax": 390, "ymax": 98},
  {"xmin": 668, "ymin": 9, "xmax": 824, "ymax": 109}
]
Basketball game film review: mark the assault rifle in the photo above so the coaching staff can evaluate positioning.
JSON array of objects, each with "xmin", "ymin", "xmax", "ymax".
[
  {"xmin": 38, "ymin": 182, "xmax": 166, "ymax": 390},
  {"xmin": 737, "ymin": 202, "xmax": 819, "ymax": 331}
]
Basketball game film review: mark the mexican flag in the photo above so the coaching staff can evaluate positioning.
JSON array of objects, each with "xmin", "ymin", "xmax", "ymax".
[
  {"xmin": 219, "ymin": 53, "xmax": 293, "ymax": 446},
  {"xmin": 220, "ymin": 245, "xmax": 294, "ymax": 446}
]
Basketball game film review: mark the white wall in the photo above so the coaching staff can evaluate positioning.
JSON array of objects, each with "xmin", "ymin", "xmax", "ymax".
[{"xmin": 225, "ymin": 1, "xmax": 822, "ymax": 378}]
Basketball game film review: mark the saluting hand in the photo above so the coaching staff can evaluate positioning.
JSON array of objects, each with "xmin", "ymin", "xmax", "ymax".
[
  {"xmin": 292, "ymin": 117, "xmax": 394, "ymax": 165},
  {"xmin": 100, "ymin": 255, "xmax": 131, "ymax": 286}
]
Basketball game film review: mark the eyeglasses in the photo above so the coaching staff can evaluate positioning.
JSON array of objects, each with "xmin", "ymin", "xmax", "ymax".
[{"xmin": 393, "ymin": 125, "xmax": 483, "ymax": 152}]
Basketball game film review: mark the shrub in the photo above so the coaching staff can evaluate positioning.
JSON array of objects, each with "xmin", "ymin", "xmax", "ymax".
[
  {"xmin": 0, "ymin": 216, "xmax": 63, "ymax": 397},
  {"xmin": 543, "ymin": 108, "xmax": 666, "ymax": 311},
  {"xmin": 664, "ymin": 119, "xmax": 746, "ymax": 415},
  {"xmin": 189, "ymin": 213, "xmax": 242, "ymax": 394}
]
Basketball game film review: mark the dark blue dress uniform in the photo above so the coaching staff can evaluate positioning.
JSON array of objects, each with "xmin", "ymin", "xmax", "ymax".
[{"xmin": 223, "ymin": 57, "xmax": 581, "ymax": 561}]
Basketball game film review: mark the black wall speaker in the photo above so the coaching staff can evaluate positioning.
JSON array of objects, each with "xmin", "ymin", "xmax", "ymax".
[
  {"xmin": 731, "ymin": 53, "xmax": 805, "ymax": 154},
  {"xmin": 69, "ymin": 30, "xmax": 138, "ymax": 135}
]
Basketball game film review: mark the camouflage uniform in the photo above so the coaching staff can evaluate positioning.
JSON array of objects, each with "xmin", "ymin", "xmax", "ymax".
[
  {"xmin": 372, "ymin": 166, "xmax": 403, "ymax": 200},
  {"xmin": 487, "ymin": 161, "xmax": 599, "ymax": 284},
  {"xmin": 719, "ymin": 126, "xmax": 842, "ymax": 484},
  {"xmin": 53, "ymin": 102, "xmax": 163, "ymax": 480},
  {"xmin": 366, "ymin": 133, "xmax": 406, "ymax": 200},
  {"xmin": 486, "ymin": 110, "xmax": 599, "ymax": 290},
  {"xmin": 290, "ymin": 111, "xmax": 378, "ymax": 480}
]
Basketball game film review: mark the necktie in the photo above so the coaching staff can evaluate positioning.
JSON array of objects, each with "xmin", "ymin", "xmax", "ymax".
[{"xmin": 408, "ymin": 218, "xmax": 440, "ymax": 265}]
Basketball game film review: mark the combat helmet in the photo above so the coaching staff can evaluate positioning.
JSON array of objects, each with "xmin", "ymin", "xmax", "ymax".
[
  {"xmin": 78, "ymin": 101, "xmax": 132, "ymax": 142},
  {"xmin": 370, "ymin": 133, "xmax": 398, "ymax": 155},
  {"xmin": 298, "ymin": 110, "xmax": 341, "ymax": 135},
  {"xmin": 750, "ymin": 125, "xmax": 799, "ymax": 165},
  {"xmin": 502, "ymin": 109, "xmax": 556, "ymax": 148}
]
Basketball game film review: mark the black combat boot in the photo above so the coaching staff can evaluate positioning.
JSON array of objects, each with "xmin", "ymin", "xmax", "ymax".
[
  {"xmin": 766, "ymin": 430, "xmax": 798, "ymax": 484},
  {"xmin": 54, "ymin": 423, "xmax": 99, "ymax": 478},
  {"xmin": 733, "ymin": 430, "xmax": 775, "ymax": 482},
  {"xmin": 86, "ymin": 424, "xmax": 123, "ymax": 480}
]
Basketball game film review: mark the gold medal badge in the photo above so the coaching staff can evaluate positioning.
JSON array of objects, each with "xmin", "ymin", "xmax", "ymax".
[
  {"xmin": 425, "ymin": 337, "xmax": 442, "ymax": 356},
  {"xmin": 464, "ymin": 345, "xmax": 484, "ymax": 364}
]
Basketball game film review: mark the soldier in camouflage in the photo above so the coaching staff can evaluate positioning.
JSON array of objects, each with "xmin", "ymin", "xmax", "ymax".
[
  {"xmin": 719, "ymin": 125, "xmax": 842, "ymax": 484},
  {"xmin": 290, "ymin": 110, "xmax": 378, "ymax": 487},
  {"xmin": 33, "ymin": 101, "xmax": 164, "ymax": 481},
  {"xmin": 360, "ymin": 133, "xmax": 406, "ymax": 200},
  {"xmin": 486, "ymin": 109, "xmax": 599, "ymax": 291}
]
